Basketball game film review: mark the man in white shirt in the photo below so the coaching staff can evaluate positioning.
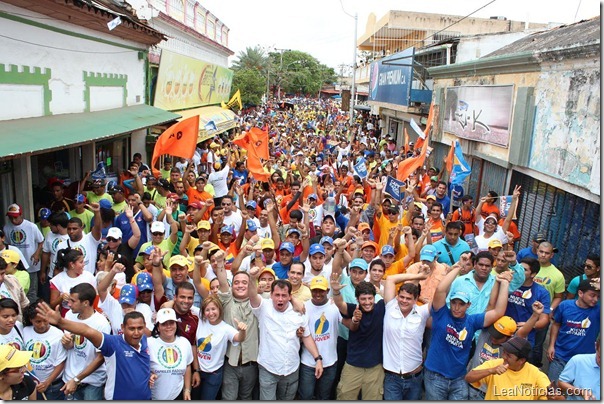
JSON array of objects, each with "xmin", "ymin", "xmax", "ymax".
[
  {"xmin": 221, "ymin": 196, "xmax": 243, "ymax": 234},
  {"xmin": 248, "ymin": 268, "xmax": 323, "ymax": 400}
]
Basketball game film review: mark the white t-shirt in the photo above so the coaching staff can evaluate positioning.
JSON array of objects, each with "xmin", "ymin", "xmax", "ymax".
[
  {"xmin": 3, "ymin": 219, "xmax": 44, "ymax": 272},
  {"xmin": 303, "ymin": 259, "xmax": 333, "ymax": 285},
  {"xmin": 42, "ymin": 232, "xmax": 69, "ymax": 278},
  {"xmin": 194, "ymin": 319, "xmax": 238, "ymax": 372},
  {"xmin": 175, "ymin": 160, "xmax": 188, "ymax": 175},
  {"xmin": 307, "ymin": 205, "xmax": 324, "ymax": 229},
  {"xmin": 97, "ymin": 294, "xmax": 154, "ymax": 336},
  {"xmin": 301, "ymin": 301, "xmax": 342, "ymax": 367},
  {"xmin": 62, "ymin": 310, "xmax": 110, "ymax": 386},
  {"xmin": 23, "ymin": 325, "xmax": 67, "ymax": 382},
  {"xmin": 474, "ymin": 218, "xmax": 508, "ymax": 252},
  {"xmin": 59, "ymin": 232, "xmax": 101, "ymax": 275},
  {"xmin": 238, "ymin": 255, "xmax": 275, "ymax": 273},
  {"xmin": 208, "ymin": 164, "xmax": 230, "ymax": 197},
  {"xmin": 223, "ymin": 210, "xmax": 243, "ymax": 234},
  {"xmin": 50, "ymin": 271, "xmax": 97, "ymax": 312},
  {"xmin": 148, "ymin": 336, "xmax": 194, "ymax": 400},
  {"xmin": 0, "ymin": 322, "xmax": 24, "ymax": 349},
  {"xmin": 256, "ymin": 224, "xmax": 272, "ymax": 240}
]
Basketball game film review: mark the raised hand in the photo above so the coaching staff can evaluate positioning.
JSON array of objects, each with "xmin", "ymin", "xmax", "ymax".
[
  {"xmin": 531, "ymin": 301, "xmax": 544, "ymax": 315},
  {"xmin": 233, "ymin": 317, "xmax": 247, "ymax": 332},
  {"xmin": 503, "ymin": 249, "xmax": 517, "ymax": 263},
  {"xmin": 512, "ymin": 185, "xmax": 522, "ymax": 199},
  {"xmin": 330, "ymin": 273, "xmax": 346, "ymax": 292},
  {"xmin": 35, "ymin": 301, "xmax": 61, "ymax": 326},
  {"xmin": 352, "ymin": 304, "xmax": 362, "ymax": 322},
  {"xmin": 249, "ymin": 266, "xmax": 260, "ymax": 279}
]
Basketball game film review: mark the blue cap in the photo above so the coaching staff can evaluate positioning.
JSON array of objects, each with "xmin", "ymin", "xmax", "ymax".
[
  {"xmin": 246, "ymin": 219, "xmax": 257, "ymax": 232},
  {"xmin": 99, "ymin": 199, "xmax": 112, "ymax": 210},
  {"xmin": 320, "ymin": 236, "xmax": 334, "ymax": 246},
  {"xmin": 450, "ymin": 291, "xmax": 471, "ymax": 303},
  {"xmin": 245, "ymin": 200, "xmax": 257, "ymax": 209},
  {"xmin": 309, "ymin": 244, "xmax": 325, "ymax": 256},
  {"xmin": 287, "ymin": 228, "xmax": 301, "ymax": 236},
  {"xmin": 221, "ymin": 225, "xmax": 234, "ymax": 234},
  {"xmin": 138, "ymin": 245, "xmax": 155, "ymax": 256},
  {"xmin": 381, "ymin": 245, "xmax": 395, "ymax": 256},
  {"xmin": 350, "ymin": 258, "xmax": 369, "ymax": 271},
  {"xmin": 279, "ymin": 242, "xmax": 295, "ymax": 254},
  {"xmin": 136, "ymin": 272, "xmax": 154, "ymax": 292},
  {"xmin": 75, "ymin": 193, "xmax": 86, "ymax": 204},
  {"xmin": 119, "ymin": 284, "xmax": 138, "ymax": 305},
  {"xmin": 420, "ymin": 245, "xmax": 439, "ymax": 262},
  {"xmin": 308, "ymin": 193, "xmax": 318, "ymax": 200},
  {"xmin": 39, "ymin": 208, "xmax": 52, "ymax": 220}
]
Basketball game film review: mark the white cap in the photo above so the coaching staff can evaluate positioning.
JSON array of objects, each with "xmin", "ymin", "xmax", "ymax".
[
  {"xmin": 151, "ymin": 221, "xmax": 165, "ymax": 233},
  {"xmin": 107, "ymin": 227, "xmax": 122, "ymax": 239},
  {"xmin": 156, "ymin": 308, "xmax": 177, "ymax": 324}
]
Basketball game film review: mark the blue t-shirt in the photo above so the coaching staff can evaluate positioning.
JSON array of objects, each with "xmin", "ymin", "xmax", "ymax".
[
  {"xmin": 425, "ymin": 305, "xmax": 485, "ymax": 379},
  {"xmin": 566, "ymin": 274, "xmax": 588, "ymax": 299},
  {"xmin": 115, "ymin": 210, "xmax": 148, "ymax": 256},
  {"xmin": 100, "ymin": 333, "xmax": 151, "ymax": 400},
  {"xmin": 505, "ymin": 282, "xmax": 551, "ymax": 345},
  {"xmin": 553, "ymin": 300, "xmax": 600, "ymax": 362},
  {"xmin": 516, "ymin": 246, "xmax": 538, "ymax": 262},
  {"xmin": 345, "ymin": 299, "xmax": 385, "ymax": 369},
  {"xmin": 272, "ymin": 262, "xmax": 291, "ymax": 280},
  {"xmin": 558, "ymin": 353, "xmax": 601, "ymax": 400},
  {"xmin": 433, "ymin": 238, "xmax": 471, "ymax": 265},
  {"xmin": 436, "ymin": 194, "xmax": 451, "ymax": 214}
]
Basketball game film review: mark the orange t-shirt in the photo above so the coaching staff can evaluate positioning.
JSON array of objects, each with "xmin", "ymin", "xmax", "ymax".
[{"xmin": 480, "ymin": 203, "xmax": 500, "ymax": 219}]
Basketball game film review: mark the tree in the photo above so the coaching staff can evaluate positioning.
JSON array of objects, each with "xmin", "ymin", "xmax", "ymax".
[
  {"xmin": 231, "ymin": 46, "xmax": 268, "ymax": 72},
  {"xmin": 232, "ymin": 68, "xmax": 265, "ymax": 106},
  {"xmin": 268, "ymin": 50, "xmax": 337, "ymax": 97}
]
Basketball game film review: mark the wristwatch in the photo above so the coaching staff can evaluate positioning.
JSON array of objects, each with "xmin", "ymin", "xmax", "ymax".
[
  {"xmin": 73, "ymin": 376, "xmax": 81, "ymax": 386},
  {"xmin": 314, "ymin": 355, "xmax": 323, "ymax": 362}
]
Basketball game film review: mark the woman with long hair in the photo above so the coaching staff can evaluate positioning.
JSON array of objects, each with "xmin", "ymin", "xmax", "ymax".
[
  {"xmin": 148, "ymin": 308, "xmax": 193, "ymax": 400},
  {"xmin": 49, "ymin": 248, "xmax": 96, "ymax": 316},
  {"xmin": 192, "ymin": 295, "xmax": 247, "ymax": 400}
]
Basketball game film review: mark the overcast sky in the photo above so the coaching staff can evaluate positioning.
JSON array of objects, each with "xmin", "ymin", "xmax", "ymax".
[{"xmin": 200, "ymin": 0, "xmax": 600, "ymax": 69}]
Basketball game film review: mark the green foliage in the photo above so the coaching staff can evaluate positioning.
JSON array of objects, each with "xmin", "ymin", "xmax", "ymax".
[{"xmin": 232, "ymin": 68, "xmax": 265, "ymax": 106}]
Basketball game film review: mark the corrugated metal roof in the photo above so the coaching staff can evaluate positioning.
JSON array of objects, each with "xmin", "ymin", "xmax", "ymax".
[{"xmin": 485, "ymin": 16, "xmax": 600, "ymax": 58}]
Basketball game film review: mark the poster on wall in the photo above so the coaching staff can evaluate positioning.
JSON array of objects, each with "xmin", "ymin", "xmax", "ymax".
[
  {"xmin": 442, "ymin": 85, "xmax": 514, "ymax": 148},
  {"xmin": 368, "ymin": 47, "xmax": 414, "ymax": 106},
  {"xmin": 154, "ymin": 49, "xmax": 233, "ymax": 110}
]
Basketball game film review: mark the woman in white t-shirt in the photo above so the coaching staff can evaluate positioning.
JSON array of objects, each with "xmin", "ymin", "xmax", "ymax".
[
  {"xmin": 22, "ymin": 299, "xmax": 68, "ymax": 400},
  {"xmin": 0, "ymin": 298, "xmax": 24, "ymax": 349},
  {"xmin": 148, "ymin": 308, "xmax": 193, "ymax": 400},
  {"xmin": 192, "ymin": 295, "xmax": 247, "ymax": 400},
  {"xmin": 49, "ymin": 248, "xmax": 97, "ymax": 317}
]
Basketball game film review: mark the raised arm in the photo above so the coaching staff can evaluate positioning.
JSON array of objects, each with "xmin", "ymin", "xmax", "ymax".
[
  {"xmin": 247, "ymin": 266, "xmax": 263, "ymax": 308},
  {"xmin": 125, "ymin": 207, "xmax": 141, "ymax": 250},
  {"xmin": 384, "ymin": 270, "xmax": 428, "ymax": 303},
  {"xmin": 37, "ymin": 301, "xmax": 103, "ymax": 348},
  {"xmin": 432, "ymin": 263, "xmax": 461, "ymax": 311},
  {"xmin": 191, "ymin": 256, "xmax": 210, "ymax": 299},
  {"xmin": 88, "ymin": 202, "xmax": 102, "ymax": 241},
  {"xmin": 483, "ymin": 271, "xmax": 511, "ymax": 327},
  {"xmin": 502, "ymin": 185, "xmax": 521, "ymax": 233}
]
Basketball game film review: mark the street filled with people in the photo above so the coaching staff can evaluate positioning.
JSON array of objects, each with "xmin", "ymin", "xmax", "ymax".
[{"xmin": 0, "ymin": 97, "xmax": 599, "ymax": 400}]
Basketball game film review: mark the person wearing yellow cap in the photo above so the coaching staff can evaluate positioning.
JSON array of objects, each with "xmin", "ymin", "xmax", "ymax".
[
  {"xmin": 0, "ymin": 344, "xmax": 36, "ymax": 400},
  {"xmin": 0, "ymin": 249, "xmax": 29, "ymax": 295}
]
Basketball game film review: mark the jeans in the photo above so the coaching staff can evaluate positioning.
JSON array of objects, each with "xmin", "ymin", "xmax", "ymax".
[
  {"xmin": 258, "ymin": 364, "xmax": 299, "ymax": 400},
  {"xmin": 27, "ymin": 271, "xmax": 39, "ymax": 303},
  {"xmin": 423, "ymin": 368, "xmax": 468, "ymax": 400},
  {"xmin": 200, "ymin": 366, "xmax": 224, "ymax": 400},
  {"xmin": 531, "ymin": 321, "xmax": 550, "ymax": 367},
  {"xmin": 298, "ymin": 363, "xmax": 337, "ymax": 400},
  {"xmin": 69, "ymin": 383, "xmax": 104, "ymax": 400},
  {"xmin": 383, "ymin": 370, "xmax": 424, "ymax": 400},
  {"xmin": 221, "ymin": 361, "xmax": 258, "ymax": 400},
  {"xmin": 467, "ymin": 382, "xmax": 486, "ymax": 400},
  {"xmin": 547, "ymin": 357, "xmax": 568, "ymax": 386},
  {"xmin": 38, "ymin": 380, "xmax": 65, "ymax": 400},
  {"xmin": 331, "ymin": 336, "xmax": 348, "ymax": 399}
]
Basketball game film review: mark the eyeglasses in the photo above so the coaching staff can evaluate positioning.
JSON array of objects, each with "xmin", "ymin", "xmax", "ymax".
[
  {"xmin": 106, "ymin": 237, "xmax": 119, "ymax": 242},
  {"xmin": 152, "ymin": 232, "xmax": 164, "ymax": 236}
]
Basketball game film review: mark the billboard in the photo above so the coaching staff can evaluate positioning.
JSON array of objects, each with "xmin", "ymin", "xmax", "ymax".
[
  {"xmin": 368, "ymin": 47, "xmax": 414, "ymax": 106},
  {"xmin": 154, "ymin": 49, "xmax": 233, "ymax": 110},
  {"xmin": 443, "ymin": 85, "xmax": 514, "ymax": 148}
]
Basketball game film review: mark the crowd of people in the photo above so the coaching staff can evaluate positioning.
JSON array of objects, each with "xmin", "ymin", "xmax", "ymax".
[{"xmin": 0, "ymin": 97, "xmax": 600, "ymax": 400}]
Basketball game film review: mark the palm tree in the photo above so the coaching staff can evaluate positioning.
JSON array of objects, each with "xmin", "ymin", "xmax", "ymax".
[{"xmin": 231, "ymin": 46, "xmax": 268, "ymax": 72}]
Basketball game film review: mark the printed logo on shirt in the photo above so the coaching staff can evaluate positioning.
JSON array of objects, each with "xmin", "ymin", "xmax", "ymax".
[
  {"xmin": 508, "ymin": 290, "xmax": 527, "ymax": 307},
  {"xmin": 478, "ymin": 342, "xmax": 500, "ymax": 363},
  {"xmin": 0, "ymin": 290, "xmax": 11, "ymax": 299},
  {"xmin": 521, "ymin": 289, "xmax": 532, "ymax": 299},
  {"xmin": 314, "ymin": 313, "xmax": 331, "ymax": 342},
  {"xmin": 445, "ymin": 324, "xmax": 468, "ymax": 348},
  {"xmin": 9, "ymin": 229, "xmax": 27, "ymax": 246},
  {"xmin": 197, "ymin": 334, "xmax": 212, "ymax": 360},
  {"xmin": 157, "ymin": 345, "xmax": 182, "ymax": 369},
  {"xmin": 51, "ymin": 237, "xmax": 63, "ymax": 252},
  {"xmin": 534, "ymin": 276, "xmax": 551, "ymax": 285},
  {"xmin": 74, "ymin": 334, "xmax": 87, "ymax": 350},
  {"xmin": 6, "ymin": 340, "xmax": 22, "ymax": 350},
  {"xmin": 308, "ymin": 209, "xmax": 317, "ymax": 221},
  {"xmin": 72, "ymin": 245, "xmax": 88, "ymax": 261},
  {"xmin": 26, "ymin": 340, "xmax": 51, "ymax": 364},
  {"xmin": 564, "ymin": 318, "xmax": 590, "ymax": 337}
]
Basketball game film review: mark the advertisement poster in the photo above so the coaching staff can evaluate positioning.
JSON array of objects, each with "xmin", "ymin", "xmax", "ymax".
[{"xmin": 368, "ymin": 47, "xmax": 414, "ymax": 106}]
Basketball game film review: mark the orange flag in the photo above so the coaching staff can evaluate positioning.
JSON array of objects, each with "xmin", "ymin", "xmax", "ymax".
[
  {"xmin": 151, "ymin": 116, "xmax": 199, "ymax": 177},
  {"xmin": 404, "ymin": 128, "xmax": 410, "ymax": 155},
  {"xmin": 445, "ymin": 139, "xmax": 455, "ymax": 173},
  {"xmin": 424, "ymin": 102, "xmax": 435, "ymax": 136},
  {"xmin": 232, "ymin": 130, "xmax": 271, "ymax": 182},
  {"xmin": 396, "ymin": 133, "xmax": 430, "ymax": 182},
  {"xmin": 248, "ymin": 127, "xmax": 269, "ymax": 160}
]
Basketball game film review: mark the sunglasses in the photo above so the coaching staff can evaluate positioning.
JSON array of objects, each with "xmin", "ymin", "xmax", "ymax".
[
  {"xmin": 152, "ymin": 232, "xmax": 164, "ymax": 236},
  {"xmin": 106, "ymin": 237, "xmax": 119, "ymax": 242}
]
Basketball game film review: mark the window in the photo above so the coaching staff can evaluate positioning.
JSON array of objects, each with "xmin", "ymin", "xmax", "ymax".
[
  {"xmin": 222, "ymin": 29, "xmax": 228, "ymax": 46},
  {"xmin": 195, "ymin": 8, "xmax": 205, "ymax": 32},
  {"xmin": 216, "ymin": 25, "xmax": 222, "ymax": 43},
  {"xmin": 169, "ymin": 0, "xmax": 184, "ymax": 22},
  {"xmin": 206, "ymin": 19, "xmax": 215, "ymax": 39}
]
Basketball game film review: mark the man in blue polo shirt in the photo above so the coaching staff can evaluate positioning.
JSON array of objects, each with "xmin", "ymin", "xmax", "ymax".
[
  {"xmin": 36, "ymin": 302, "xmax": 152, "ymax": 400},
  {"xmin": 433, "ymin": 221, "xmax": 470, "ymax": 266},
  {"xmin": 557, "ymin": 335, "xmax": 601, "ymax": 400},
  {"xmin": 272, "ymin": 242, "xmax": 295, "ymax": 279}
]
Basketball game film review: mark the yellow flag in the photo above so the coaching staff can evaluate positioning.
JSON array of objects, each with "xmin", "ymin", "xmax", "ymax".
[{"xmin": 222, "ymin": 89, "xmax": 242, "ymax": 110}]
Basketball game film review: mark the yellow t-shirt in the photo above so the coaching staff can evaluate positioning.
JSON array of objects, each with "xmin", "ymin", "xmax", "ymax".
[
  {"xmin": 291, "ymin": 285, "xmax": 312, "ymax": 302},
  {"xmin": 69, "ymin": 209, "xmax": 94, "ymax": 232},
  {"xmin": 376, "ymin": 214, "xmax": 404, "ymax": 250},
  {"xmin": 470, "ymin": 358, "xmax": 551, "ymax": 400},
  {"xmin": 86, "ymin": 192, "xmax": 113, "ymax": 205}
]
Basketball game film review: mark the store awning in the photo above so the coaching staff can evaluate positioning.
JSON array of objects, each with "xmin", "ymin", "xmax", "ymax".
[
  {"xmin": 176, "ymin": 105, "xmax": 237, "ymax": 143},
  {"xmin": 0, "ymin": 104, "xmax": 180, "ymax": 159}
]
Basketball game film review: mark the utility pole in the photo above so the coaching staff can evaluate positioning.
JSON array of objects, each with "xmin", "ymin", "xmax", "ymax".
[
  {"xmin": 349, "ymin": 12, "xmax": 358, "ymax": 125},
  {"xmin": 274, "ymin": 48, "xmax": 290, "ymax": 100}
]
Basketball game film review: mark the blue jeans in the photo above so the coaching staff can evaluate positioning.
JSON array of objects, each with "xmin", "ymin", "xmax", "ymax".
[
  {"xmin": 423, "ymin": 368, "xmax": 468, "ymax": 400},
  {"xmin": 298, "ymin": 363, "xmax": 337, "ymax": 400},
  {"xmin": 69, "ymin": 384, "xmax": 104, "ymax": 400},
  {"xmin": 383, "ymin": 370, "xmax": 423, "ymax": 400},
  {"xmin": 467, "ymin": 382, "xmax": 486, "ymax": 400},
  {"xmin": 38, "ymin": 380, "xmax": 65, "ymax": 400},
  {"xmin": 200, "ymin": 366, "xmax": 224, "ymax": 400},
  {"xmin": 531, "ymin": 321, "xmax": 550, "ymax": 366},
  {"xmin": 547, "ymin": 357, "xmax": 568, "ymax": 386}
]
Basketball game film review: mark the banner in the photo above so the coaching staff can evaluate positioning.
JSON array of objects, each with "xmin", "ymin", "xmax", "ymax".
[
  {"xmin": 233, "ymin": 129, "xmax": 270, "ymax": 181},
  {"xmin": 499, "ymin": 195, "xmax": 517, "ymax": 219},
  {"xmin": 155, "ymin": 49, "xmax": 233, "ymax": 110},
  {"xmin": 449, "ymin": 140, "xmax": 472, "ymax": 186},
  {"xmin": 369, "ymin": 47, "xmax": 414, "ymax": 106},
  {"xmin": 151, "ymin": 116, "xmax": 199, "ymax": 177},
  {"xmin": 385, "ymin": 176, "xmax": 406, "ymax": 202},
  {"xmin": 354, "ymin": 160, "xmax": 368, "ymax": 179}
]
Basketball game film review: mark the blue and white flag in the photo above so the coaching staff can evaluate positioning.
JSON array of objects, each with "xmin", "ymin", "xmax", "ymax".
[
  {"xmin": 385, "ymin": 176, "xmax": 405, "ymax": 202},
  {"xmin": 204, "ymin": 120, "xmax": 217, "ymax": 132},
  {"xmin": 90, "ymin": 162, "xmax": 106, "ymax": 180},
  {"xmin": 449, "ymin": 141, "xmax": 471, "ymax": 186}
]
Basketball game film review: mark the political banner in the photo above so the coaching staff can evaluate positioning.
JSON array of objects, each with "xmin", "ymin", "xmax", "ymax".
[
  {"xmin": 499, "ymin": 195, "xmax": 517, "ymax": 219},
  {"xmin": 385, "ymin": 176, "xmax": 405, "ymax": 202},
  {"xmin": 354, "ymin": 160, "xmax": 368, "ymax": 179}
]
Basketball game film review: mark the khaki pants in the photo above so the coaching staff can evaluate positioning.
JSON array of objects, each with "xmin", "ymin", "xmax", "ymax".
[{"xmin": 336, "ymin": 363, "xmax": 384, "ymax": 400}]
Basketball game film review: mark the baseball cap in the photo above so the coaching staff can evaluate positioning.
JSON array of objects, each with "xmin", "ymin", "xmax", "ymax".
[
  {"xmin": 425, "ymin": 195, "xmax": 436, "ymax": 201},
  {"xmin": 138, "ymin": 245, "xmax": 155, "ymax": 256},
  {"xmin": 309, "ymin": 276, "xmax": 329, "ymax": 291},
  {"xmin": 260, "ymin": 238, "xmax": 275, "ymax": 250},
  {"xmin": 210, "ymin": 142, "xmax": 220, "ymax": 149},
  {"xmin": 156, "ymin": 308, "xmax": 177, "ymax": 324},
  {"xmin": 381, "ymin": 245, "xmax": 395, "ymax": 256},
  {"xmin": 136, "ymin": 272, "xmax": 154, "ymax": 292},
  {"xmin": 420, "ymin": 245, "xmax": 439, "ymax": 262},
  {"xmin": 169, "ymin": 255, "xmax": 189, "ymax": 268},
  {"xmin": 358, "ymin": 222, "xmax": 370, "ymax": 232},
  {"xmin": 197, "ymin": 220, "xmax": 211, "ymax": 230},
  {"xmin": 323, "ymin": 214, "xmax": 335, "ymax": 223},
  {"xmin": 532, "ymin": 232, "xmax": 547, "ymax": 242},
  {"xmin": 6, "ymin": 204, "xmax": 22, "ymax": 217},
  {"xmin": 501, "ymin": 336, "xmax": 532, "ymax": 359},
  {"xmin": 187, "ymin": 201, "xmax": 204, "ymax": 210},
  {"xmin": 430, "ymin": 176, "xmax": 438, "ymax": 182},
  {"xmin": 92, "ymin": 179, "xmax": 106, "ymax": 187},
  {"xmin": 157, "ymin": 178, "xmax": 170, "ymax": 189},
  {"xmin": 245, "ymin": 200, "xmax": 257, "ymax": 209},
  {"xmin": 0, "ymin": 249, "xmax": 20, "ymax": 265},
  {"xmin": 485, "ymin": 213, "xmax": 499, "ymax": 223},
  {"xmin": 0, "ymin": 345, "xmax": 33, "ymax": 372},
  {"xmin": 151, "ymin": 221, "xmax": 165, "ymax": 233},
  {"xmin": 488, "ymin": 239, "xmax": 503, "ymax": 249},
  {"xmin": 449, "ymin": 290, "xmax": 471, "ymax": 303},
  {"xmin": 349, "ymin": 258, "xmax": 368, "ymax": 271},
  {"xmin": 39, "ymin": 208, "xmax": 52, "ymax": 220},
  {"xmin": 488, "ymin": 316, "xmax": 517, "ymax": 339},
  {"xmin": 320, "ymin": 236, "xmax": 334, "ymax": 246},
  {"xmin": 308, "ymin": 193, "xmax": 318, "ymax": 200},
  {"xmin": 99, "ymin": 199, "xmax": 113, "ymax": 210},
  {"xmin": 119, "ymin": 284, "xmax": 138, "ymax": 305},
  {"xmin": 220, "ymin": 225, "xmax": 234, "ymax": 235},
  {"xmin": 287, "ymin": 228, "xmax": 301, "ymax": 237},
  {"xmin": 279, "ymin": 242, "xmax": 295, "ymax": 254},
  {"xmin": 361, "ymin": 241, "xmax": 378, "ymax": 252},
  {"xmin": 108, "ymin": 184, "xmax": 124, "ymax": 194},
  {"xmin": 259, "ymin": 268, "xmax": 277, "ymax": 279},
  {"xmin": 75, "ymin": 194, "xmax": 86, "ymax": 204},
  {"xmin": 246, "ymin": 220, "xmax": 258, "ymax": 232},
  {"xmin": 309, "ymin": 244, "xmax": 326, "ymax": 256},
  {"xmin": 166, "ymin": 192, "xmax": 180, "ymax": 201},
  {"xmin": 107, "ymin": 227, "xmax": 123, "ymax": 240}
]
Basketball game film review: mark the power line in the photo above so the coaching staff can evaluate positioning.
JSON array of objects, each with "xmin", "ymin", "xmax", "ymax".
[
  {"xmin": 0, "ymin": 33, "xmax": 137, "ymax": 54},
  {"xmin": 421, "ymin": 0, "xmax": 497, "ymax": 43}
]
